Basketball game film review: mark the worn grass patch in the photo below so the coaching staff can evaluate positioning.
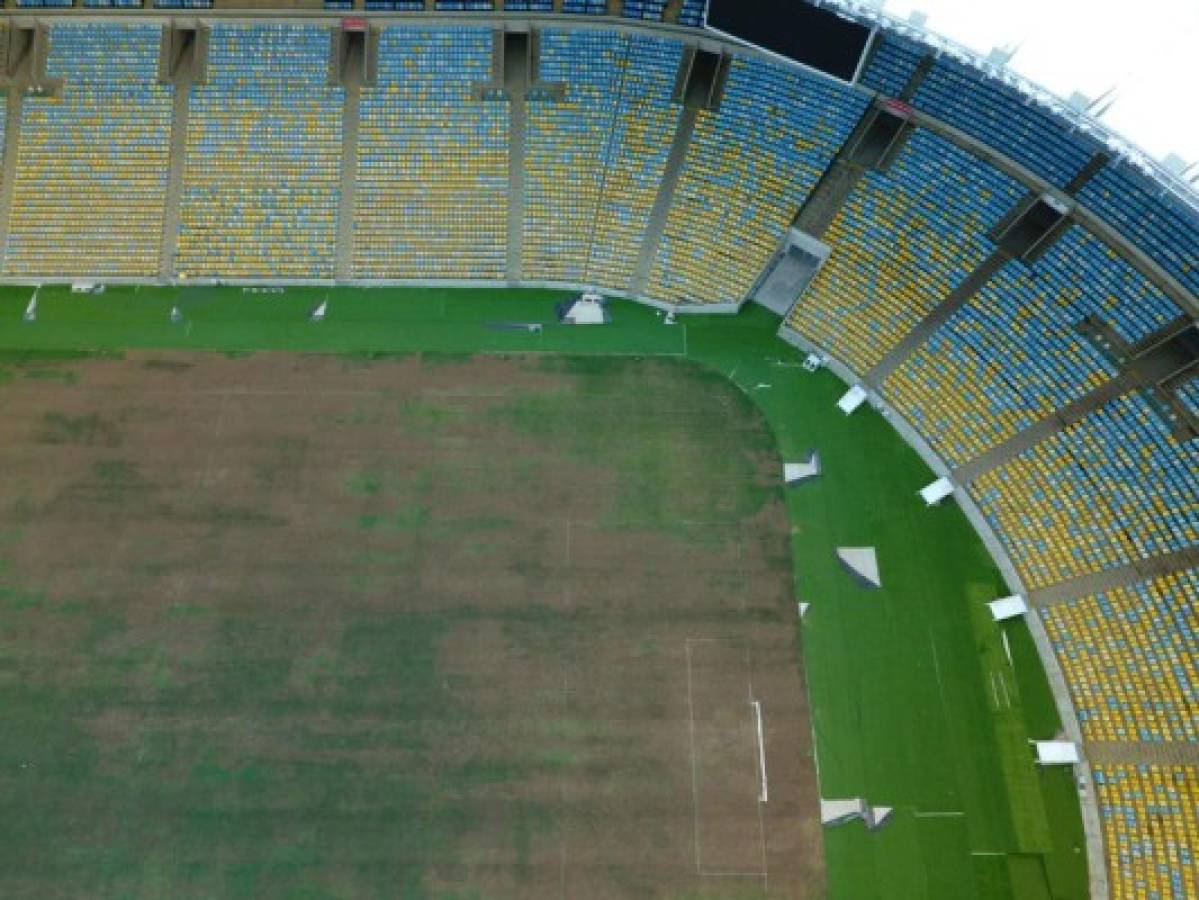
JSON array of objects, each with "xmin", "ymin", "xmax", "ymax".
[{"xmin": 0, "ymin": 287, "xmax": 1086, "ymax": 900}]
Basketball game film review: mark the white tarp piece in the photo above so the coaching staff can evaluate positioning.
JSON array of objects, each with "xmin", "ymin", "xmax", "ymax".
[
  {"xmin": 821, "ymin": 799, "xmax": 865, "ymax": 827},
  {"xmin": 837, "ymin": 385, "xmax": 868, "ymax": 415},
  {"xmin": 23, "ymin": 295, "xmax": 37, "ymax": 322},
  {"xmin": 1035, "ymin": 741, "xmax": 1081, "ymax": 766},
  {"xmin": 821, "ymin": 798, "xmax": 893, "ymax": 830},
  {"xmin": 559, "ymin": 292, "xmax": 609, "ymax": 326},
  {"xmin": 989, "ymin": 596, "xmax": 1029, "ymax": 621},
  {"xmin": 837, "ymin": 547, "xmax": 881, "ymax": 589},
  {"xmin": 797, "ymin": 602, "xmax": 810, "ymax": 619},
  {"xmin": 919, "ymin": 477, "xmax": 955, "ymax": 507},
  {"xmin": 803, "ymin": 353, "xmax": 824, "ymax": 372},
  {"xmin": 71, "ymin": 281, "xmax": 98, "ymax": 294},
  {"xmin": 310, "ymin": 300, "xmax": 328, "ymax": 323},
  {"xmin": 170, "ymin": 306, "xmax": 183, "ymax": 325},
  {"xmin": 784, "ymin": 450, "xmax": 822, "ymax": 485}
]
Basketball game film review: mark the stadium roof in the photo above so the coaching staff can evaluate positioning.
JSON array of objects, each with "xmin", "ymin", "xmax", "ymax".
[{"xmin": 812, "ymin": 0, "xmax": 1199, "ymax": 206}]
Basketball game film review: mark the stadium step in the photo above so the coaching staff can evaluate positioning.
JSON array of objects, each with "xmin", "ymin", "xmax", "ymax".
[
  {"xmin": 0, "ymin": 88, "xmax": 24, "ymax": 273},
  {"xmin": 866, "ymin": 250, "xmax": 1010, "ymax": 385},
  {"xmin": 158, "ymin": 29, "xmax": 199, "ymax": 280},
  {"xmin": 630, "ymin": 105, "xmax": 696, "ymax": 298},
  {"xmin": 953, "ymin": 372, "xmax": 1138, "ymax": 484},
  {"xmin": 1028, "ymin": 544, "xmax": 1199, "ymax": 609},
  {"xmin": 334, "ymin": 35, "xmax": 364, "ymax": 281},
  {"xmin": 505, "ymin": 31, "xmax": 530, "ymax": 282},
  {"xmin": 1085, "ymin": 740, "xmax": 1199, "ymax": 767},
  {"xmin": 793, "ymin": 101, "xmax": 894, "ymax": 239}
]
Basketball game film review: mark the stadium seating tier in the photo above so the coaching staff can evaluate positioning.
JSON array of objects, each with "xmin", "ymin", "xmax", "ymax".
[
  {"xmin": 6, "ymin": 24, "xmax": 172, "ymax": 278},
  {"xmin": 1094, "ymin": 764, "xmax": 1199, "ymax": 900},
  {"xmin": 177, "ymin": 24, "xmax": 343, "ymax": 279},
  {"xmin": 354, "ymin": 27, "xmax": 508, "ymax": 280},
  {"xmin": 788, "ymin": 129, "xmax": 1024, "ymax": 374},
  {"xmin": 972, "ymin": 391, "xmax": 1199, "ymax": 589},
  {"xmin": 648, "ymin": 56, "xmax": 867, "ymax": 304},
  {"xmin": 1044, "ymin": 569, "xmax": 1198, "ymax": 744}
]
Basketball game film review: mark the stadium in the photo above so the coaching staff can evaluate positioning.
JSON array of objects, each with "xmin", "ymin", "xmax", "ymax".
[{"xmin": 0, "ymin": 0, "xmax": 1194, "ymax": 897}]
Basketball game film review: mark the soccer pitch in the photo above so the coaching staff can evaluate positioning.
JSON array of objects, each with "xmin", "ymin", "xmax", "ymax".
[{"xmin": 0, "ymin": 284, "xmax": 1088, "ymax": 899}]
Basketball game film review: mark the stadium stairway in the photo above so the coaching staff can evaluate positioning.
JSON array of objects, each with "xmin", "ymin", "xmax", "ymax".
[
  {"xmin": 660, "ymin": 0, "xmax": 685, "ymax": 25},
  {"xmin": 629, "ymin": 104, "xmax": 695, "ymax": 296},
  {"xmin": 952, "ymin": 373, "xmax": 1139, "ymax": 483},
  {"xmin": 0, "ymin": 88, "xmax": 23, "ymax": 269},
  {"xmin": 506, "ymin": 32, "xmax": 528, "ymax": 282},
  {"xmin": 1086, "ymin": 741, "xmax": 1199, "ymax": 768},
  {"xmin": 790, "ymin": 101, "xmax": 881, "ymax": 240},
  {"xmin": 1029, "ymin": 544, "xmax": 1199, "ymax": 609},
  {"xmin": 1063, "ymin": 152, "xmax": 1110, "ymax": 196},
  {"xmin": 865, "ymin": 251, "xmax": 1009, "ymax": 383},
  {"xmin": 159, "ymin": 31, "xmax": 197, "ymax": 280},
  {"xmin": 334, "ymin": 35, "xmax": 363, "ymax": 282}
]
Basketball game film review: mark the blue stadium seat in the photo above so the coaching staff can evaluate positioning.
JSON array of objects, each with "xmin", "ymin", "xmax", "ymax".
[
  {"xmin": 913, "ymin": 56, "xmax": 1102, "ymax": 186},
  {"xmin": 973, "ymin": 391, "xmax": 1199, "ymax": 587},
  {"xmin": 5, "ymin": 23, "xmax": 172, "ymax": 277},
  {"xmin": 648, "ymin": 54, "xmax": 867, "ymax": 304},
  {"xmin": 177, "ymin": 24, "xmax": 344, "ymax": 279},
  {"xmin": 789, "ymin": 128, "xmax": 1024, "ymax": 374},
  {"xmin": 355, "ymin": 27, "xmax": 508, "ymax": 280}
]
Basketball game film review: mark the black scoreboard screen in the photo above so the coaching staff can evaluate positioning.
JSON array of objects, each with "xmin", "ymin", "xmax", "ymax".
[{"xmin": 706, "ymin": 0, "xmax": 873, "ymax": 83}]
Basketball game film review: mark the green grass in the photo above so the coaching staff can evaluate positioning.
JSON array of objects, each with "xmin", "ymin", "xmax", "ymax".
[{"xmin": 0, "ymin": 283, "xmax": 1089, "ymax": 899}]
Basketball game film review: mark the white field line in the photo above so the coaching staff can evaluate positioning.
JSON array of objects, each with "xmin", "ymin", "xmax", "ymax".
[
  {"xmin": 558, "ymin": 551, "xmax": 574, "ymax": 900},
  {"xmin": 928, "ymin": 631, "xmax": 947, "ymax": 707},
  {"xmin": 752, "ymin": 701, "xmax": 768, "ymax": 804},
  {"xmin": 688, "ymin": 640, "xmax": 768, "ymax": 882},
  {"xmin": 685, "ymin": 640, "xmax": 703, "ymax": 873},
  {"xmin": 914, "ymin": 810, "xmax": 966, "ymax": 818},
  {"xmin": 700, "ymin": 871, "xmax": 770, "ymax": 878},
  {"xmin": 746, "ymin": 651, "xmax": 769, "ymax": 888}
]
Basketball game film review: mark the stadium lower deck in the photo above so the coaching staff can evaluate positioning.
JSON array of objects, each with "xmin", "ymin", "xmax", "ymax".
[{"xmin": 0, "ymin": 10, "xmax": 1195, "ymax": 900}]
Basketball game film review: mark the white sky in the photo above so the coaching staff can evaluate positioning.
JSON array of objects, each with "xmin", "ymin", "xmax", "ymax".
[{"xmin": 875, "ymin": 0, "xmax": 1199, "ymax": 169}]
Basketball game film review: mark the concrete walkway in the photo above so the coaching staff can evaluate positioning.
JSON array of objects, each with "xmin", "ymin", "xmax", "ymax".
[
  {"xmin": 792, "ymin": 105, "xmax": 875, "ymax": 239},
  {"xmin": 1085, "ymin": 740, "xmax": 1199, "ymax": 767},
  {"xmin": 866, "ymin": 251, "xmax": 1009, "ymax": 385},
  {"xmin": 0, "ymin": 88, "xmax": 23, "ymax": 273},
  {"xmin": 1064, "ymin": 153, "xmax": 1109, "ymax": 196},
  {"xmin": 1029, "ymin": 545, "xmax": 1199, "ymax": 608},
  {"xmin": 505, "ymin": 40, "xmax": 528, "ymax": 283},
  {"xmin": 954, "ymin": 373, "xmax": 1136, "ymax": 483},
  {"xmin": 159, "ymin": 44, "xmax": 196, "ymax": 280},
  {"xmin": 630, "ymin": 105, "xmax": 695, "ymax": 297},
  {"xmin": 334, "ymin": 53, "xmax": 362, "ymax": 281}
]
